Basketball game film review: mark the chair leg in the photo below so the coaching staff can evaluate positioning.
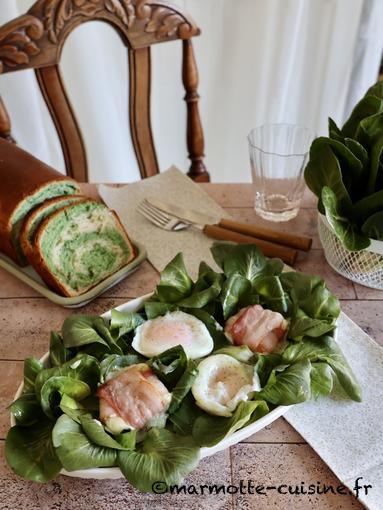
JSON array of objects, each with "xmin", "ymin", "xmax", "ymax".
[
  {"xmin": 182, "ymin": 39, "xmax": 210, "ymax": 182},
  {"xmin": 0, "ymin": 96, "xmax": 15, "ymax": 143}
]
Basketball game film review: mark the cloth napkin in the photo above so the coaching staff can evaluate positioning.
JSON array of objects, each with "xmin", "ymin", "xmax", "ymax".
[
  {"xmin": 99, "ymin": 167, "xmax": 383, "ymax": 510},
  {"xmin": 99, "ymin": 167, "xmax": 230, "ymax": 280}
]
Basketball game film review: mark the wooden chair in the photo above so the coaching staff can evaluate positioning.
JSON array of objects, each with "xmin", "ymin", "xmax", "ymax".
[{"xmin": 0, "ymin": 0, "xmax": 209, "ymax": 182}]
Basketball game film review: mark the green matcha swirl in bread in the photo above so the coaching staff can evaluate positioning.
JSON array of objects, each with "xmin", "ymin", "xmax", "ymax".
[
  {"xmin": 11, "ymin": 182, "xmax": 81, "ymax": 265},
  {"xmin": 20, "ymin": 195, "xmax": 85, "ymax": 262},
  {"xmin": 29, "ymin": 200, "xmax": 135, "ymax": 297}
]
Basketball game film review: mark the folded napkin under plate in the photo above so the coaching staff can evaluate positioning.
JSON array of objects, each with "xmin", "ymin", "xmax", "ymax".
[
  {"xmin": 99, "ymin": 167, "xmax": 383, "ymax": 510},
  {"xmin": 285, "ymin": 313, "xmax": 383, "ymax": 510}
]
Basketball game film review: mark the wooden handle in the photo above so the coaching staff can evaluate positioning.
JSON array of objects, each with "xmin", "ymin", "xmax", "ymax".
[
  {"xmin": 203, "ymin": 225, "xmax": 298, "ymax": 265},
  {"xmin": 0, "ymin": 96, "xmax": 15, "ymax": 143},
  {"xmin": 218, "ymin": 218, "xmax": 312, "ymax": 252}
]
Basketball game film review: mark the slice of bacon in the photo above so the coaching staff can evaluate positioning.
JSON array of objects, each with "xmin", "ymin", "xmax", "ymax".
[
  {"xmin": 96, "ymin": 364, "xmax": 171, "ymax": 430},
  {"xmin": 225, "ymin": 305, "xmax": 287, "ymax": 353}
]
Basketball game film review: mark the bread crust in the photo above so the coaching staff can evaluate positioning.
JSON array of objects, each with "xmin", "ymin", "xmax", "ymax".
[
  {"xmin": 20, "ymin": 195, "xmax": 85, "ymax": 262},
  {"xmin": 28, "ymin": 200, "xmax": 136, "ymax": 297},
  {"xmin": 0, "ymin": 139, "xmax": 80, "ymax": 264}
]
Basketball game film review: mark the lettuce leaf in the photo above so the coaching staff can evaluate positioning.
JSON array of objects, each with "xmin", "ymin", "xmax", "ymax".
[
  {"xmin": 59, "ymin": 394, "xmax": 89, "ymax": 423},
  {"xmin": 59, "ymin": 394, "xmax": 99, "ymax": 423},
  {"xmin": 258, "ymin": 359, "xmax": 312, "ymax": 405},
  {"xmin": 310, "ymin": 362, "xmax": 334, "ymax": 399},
  {"xmin": 144, "ymin": 300, "xmax": 178, "ymax": 320},
  {"xmin": 80, "ymin": 414, "xmax": 134, "ymax": 450},
  {"xmin": 288, "ymin": 307, "xmax": 336, "ymax": 340},
  {"xmin": 52, "ymin": 414, "xmax": 117, "ymax": 470},
  {"xmin": 40, "ymin": 376, "xmax": 90, "ymax": 420},
  {"xmin": 35, "ymin": 353, "xmax": 100, "ymax": 400},
  {"xmin": 214, "ymin": 345, "xmax": 255, "ymax": 363},
  {"xmin": 148, "ymin": 345, "xmax": 188, "ymax": 388},
  {"xmin": 192, "ymin": 400, "xmax": 269, "ymax": 447},
  {"xmin": 22, "ymin": 357, "xmax": 43, "ymax": 394},
  {"xmin": 296, "ymin": 277, "xmax": 340, "ymax": 323},
  {"xmin": 355, "ymin": 110, "xmax": 383, "ymax": 194},
  {"xmin": 99, "ymin": 354, "xmax": 143, "ymax": 383},
  {"xmin": 342, "ymin": 95, "xmax": 383, "ymax": 139},
  {"xmin": 280, "ymin": 272, "xmax": 323, "ymax": 299},
  {"xmin": 118, "ymin": 428, "xmax": 200, "ymax": 492},
  {"xmin": 110, "ymin": 309, "xmax": 145, "ymax": 338},
  {"xmin": 280, "ymin": 270, "xmax": 340, "ymax": 339},
  {"xmin": 211, "ymin": 242, "xmax": 267, "ymax": 282},
  {"xmin": 253, "ymin": 275, "xmax": 289, "ymax": 314},
  {"xmin": 220, "ymin": 273, "xmax": 251, "ymax": 319},
  {"xmin": 322, "ymin": 186, "xmax": 371, "ymax": 251},
  {"xmin": 353, "ymin": 188, "xmax": 383, "ymax": 224},
  {"xmin": 115, "ymin": 430, "xmax": 137, "ymax": 449},
  {"xmin": 362, "ymin": 211, "xmax": 383, "ymax": 240},
  {"xmin": 305, "ymin": 80, "xmax": 383, "ymax": 248},
  {"xmin": 49, "ymin": 331, "xmax": 70, "ymax": 367},
  {"xmin": 307, "ymin": 137, "xmax": 363, "ymax": 198},
  {"xmin": 254, "ymin": 353, "xmax": 286, "ymax": 387},
  {"xmin": 178, "ymin": 267, "xmax": 222, "ymax": 308},
  {"xmin": 10, "ymin": 393, "xmax": 44, "ymax": 426},
  {"xmin": 328, "ymin": 117, "xmax": 344, "ymax": 141},
  {"xmin": 282, "ymin": 336, "xmax": 361, "ymax": 401},
  {"xmin": 156, "ymin": 253, "xmax": 193, "ymax": 303},
  {"xmin": 168, "ymin": 360, "xmax": 198, "ymax": 414},
  {"xmin": 168, "ymin": 394, "xmax": 204, "ymax": 436},
  {"xmin": 62, "ymin": 315, "xmax": 110, "ymax": 349},
  {"xmin": 5, "ymin": 418, "xmax": 61, "ymax": 482},
  {"xmin": 304, "ymin": 142, "xmax": 352, "ymax": 213}
]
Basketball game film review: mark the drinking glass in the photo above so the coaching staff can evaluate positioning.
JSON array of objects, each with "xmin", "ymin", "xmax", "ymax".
[{"xmin": 248, "ymin": 123, "xmax": 315, "ymax": 221}]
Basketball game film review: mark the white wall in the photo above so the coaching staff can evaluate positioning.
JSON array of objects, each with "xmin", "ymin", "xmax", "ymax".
[{"xmin": 1, "ymin": 0, "xmax": 379, "ymax": 183}]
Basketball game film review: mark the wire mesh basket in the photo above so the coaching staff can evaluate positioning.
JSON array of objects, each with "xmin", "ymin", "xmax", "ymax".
[{"xmin": 318, "ymin": 214, "xmax": 383, "ymax": 290}]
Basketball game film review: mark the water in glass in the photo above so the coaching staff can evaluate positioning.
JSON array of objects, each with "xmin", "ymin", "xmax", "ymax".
[{"xmin": 248, "ymin": 124, "xmax": 315, "ymax": 221}]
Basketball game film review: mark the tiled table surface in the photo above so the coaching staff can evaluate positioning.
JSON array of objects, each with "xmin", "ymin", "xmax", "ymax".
[{"xmin": 0, "ymin": 183, "xmax": 380, "ymax": 510}]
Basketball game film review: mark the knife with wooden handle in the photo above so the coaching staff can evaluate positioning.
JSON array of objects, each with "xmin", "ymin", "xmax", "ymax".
[
  {"xmin": 203, "ymin": 225, "xmax": 297, "ymax": 265},
  {"xmin": 217, "ymin": 218, "xmax": 312, "ymax": 251},
  {"xmin": 148, "ymin": 197, "xmax": 311, "ymax": 252},
  {"xmin": 147, "ymin": 198, "xmax": 299, "ymax": 265}
]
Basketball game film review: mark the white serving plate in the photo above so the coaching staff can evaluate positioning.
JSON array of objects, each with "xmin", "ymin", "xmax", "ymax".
[{"xmin": 12, "ymin": 293, "xmax": 292, "ymax": 480}]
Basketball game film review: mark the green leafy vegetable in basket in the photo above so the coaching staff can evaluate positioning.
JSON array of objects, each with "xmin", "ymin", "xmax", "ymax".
[
  {"xmin": 5, "ymin": 243, "xmax": 361, "ymax": 491},
  {"xmin": 305, "ymin": 80, "xmax": 383, "ymax": 250}
]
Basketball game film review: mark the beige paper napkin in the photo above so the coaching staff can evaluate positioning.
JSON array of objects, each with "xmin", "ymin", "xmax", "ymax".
[
  {"xmin": 99, "ymin": 167, "xmax": 230, "ymax": 279},
  {"xmin": 100, "ymin": 167, "xmax": 383, "ymax": 509}
]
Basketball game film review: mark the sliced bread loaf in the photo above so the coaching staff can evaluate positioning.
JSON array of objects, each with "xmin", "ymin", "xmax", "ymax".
[
  {"xmin": 20, "ymin": 195, "xmax": 85, "ymax": 261},
  {"xmin": 0, "ymin": 139, "xmax": 81, "ymax": 265},
  {"xmin": 28, "ymin": 200, "xmax": 135, "ymax": 297}
]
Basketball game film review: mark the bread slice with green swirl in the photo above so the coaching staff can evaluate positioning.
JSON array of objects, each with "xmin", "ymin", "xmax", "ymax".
[
  {"xmin": 27, "ymin": 200, "xmax": 135, "ymax": 297},
  {"xmin": 20, "ymin": 195, "xmax": 85, "ymax": 262}
]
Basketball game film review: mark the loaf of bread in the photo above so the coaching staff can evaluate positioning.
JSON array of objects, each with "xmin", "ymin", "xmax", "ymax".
[
  {"xmin": 0, "ymin": 139, "xmax": 81, "ymax": 265},
  {"xmin": 28, "ymin": 199, "xmax": 136, "ymax": 297},
  {"xmin": 20, "ymin": 195, "xmax": 85, "ymax": 262}
]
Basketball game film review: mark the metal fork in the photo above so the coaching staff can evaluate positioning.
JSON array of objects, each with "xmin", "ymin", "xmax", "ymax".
[
  {"xmin": 137, "ymin": 199, "xmax": 298, "ymax": 265},
  {"xmin": 137, "ymin": 199, "xmax": 193, "ymax": 231}
]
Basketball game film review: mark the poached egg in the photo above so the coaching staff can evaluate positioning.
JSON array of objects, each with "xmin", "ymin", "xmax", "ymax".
[
  {"xmin": 191, "ymin": 354, "xmax": 261, "ymax": 417},
  {"xmin": 132, "ymin": 311, "xmax": 214, "ymax": 359}
]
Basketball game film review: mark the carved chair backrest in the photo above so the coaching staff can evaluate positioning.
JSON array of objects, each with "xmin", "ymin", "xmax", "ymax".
[{"xmin": 0, "ymin": 0, "xmax": 209, "ymax": 182}]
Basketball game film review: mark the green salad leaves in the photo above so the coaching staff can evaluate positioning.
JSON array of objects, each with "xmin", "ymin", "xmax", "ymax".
[
  {"xmin": 5, "ymin": 243, "xmax": 361, "ymax": 491},
  {"xmin": 305, "ymin": 79, "xmax": 383, "ymax": 250}
]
